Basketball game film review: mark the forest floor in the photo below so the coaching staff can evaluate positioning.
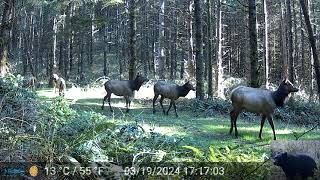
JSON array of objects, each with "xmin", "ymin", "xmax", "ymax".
[{"xmin": 36, "ymin": 86, "xmax": 320, "ymax": 160}]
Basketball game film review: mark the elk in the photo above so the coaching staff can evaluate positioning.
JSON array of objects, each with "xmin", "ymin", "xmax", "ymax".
[
  {"xmin": 101, "ymin": 74, "xmax": 148, "ymax": 112},
  {"xmin": 52, "ymin": 74, "xmax": 66, "ymax": 96},
  {"xmin": 229, "ymin": 79, "xmax": 299, "ymax": 140},
  {"xmin": 23, "ymin": 76, "xmax": 37, "ymax": 90},
  {"xmin": 153, "ymin": 81, "xmax": 195, "ymax": 117}
]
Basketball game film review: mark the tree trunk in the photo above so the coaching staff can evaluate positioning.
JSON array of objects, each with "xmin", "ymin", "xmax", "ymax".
[
  {"xmin": 280, "ymin": 1, "xmax": 288, "ymax": 79},
  {"xmin": 128, "ymin": 0, "xmax": 136, "ymax": 80},
  {"xmin": 0, "ymin": 0, "xmax": 13, "ymax": 77},
  {"xmin": 50, "ymin": 16, "xmax": 58, "ymax": 82},
  {"xmin": 194, "ymin": 0, "xmax": 204, "ymax": 100},
  {"xmin": 158, "ymin": 0, "xmax": 165, "ymax": 79},
  {"xmin": 103, "ymin": 23, "xmax": 108, "ymax": 76},
  {"xmin": 215, "ymin": 0, "xmax": 223, "ymax": 97},
  {"xmin": 170, "ymin": 7, "xmax": 177, "ymax": 80},
  {"xmin": 207, "ymin": 0, "xmax": 213, "ymax": 98},
  {"xmin": 187, "ymin": 0, "xmax": 195, "ymax": 78},
  {"xmin": 300, "ymin": 6, "xmax": 305, "ymax": 83},
  {"xmin": 248, "ymin": 0, "xmax": 259, "ymax": 88},
  {"xmin": 143, "ymin": 0, "xmax": 149, "ymax": 77},
  {"xmin": 263, "ymin": 0, "xmax": 269, "ymax": 88},
  {"xmin": 292, "ymin": 0, "xmax": 299, "ymax": 83},
  {"xmin": 286, "ymin": 0, "xmax": 294, "ymax": 83},
  {"xmin": 299, "ymin": 0, "xmax": 320, "ymax": 102}
]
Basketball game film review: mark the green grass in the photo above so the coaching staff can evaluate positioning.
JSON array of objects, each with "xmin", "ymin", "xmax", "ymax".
[{"xmin": 37, "ymin": 88, "xmax": 320, "ymax": 160}]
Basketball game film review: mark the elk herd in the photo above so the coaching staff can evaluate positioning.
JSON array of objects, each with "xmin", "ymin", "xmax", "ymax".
[{"xmin": 26, "ymin": 73, "xmax": 299, "ymax": 140}]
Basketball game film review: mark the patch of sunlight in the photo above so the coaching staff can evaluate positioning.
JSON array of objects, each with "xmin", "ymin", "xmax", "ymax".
[
  {"xmin": 139, "ymin": 122, "xmax": 186, "ymax": 136},
  {"xmin": 38, "ymin": 83, "xmax": 196, "ymax": 102},
  {"xmin": 276, "ymin": 129, "xmax": 292, "ymax": 135},
  {"xmin": 203, "ymin": 124, "xmax": 229, "ymax": 131},
  {"xmin": 242, "ymin": 135, "xmax": 256, "ymax": 141}
]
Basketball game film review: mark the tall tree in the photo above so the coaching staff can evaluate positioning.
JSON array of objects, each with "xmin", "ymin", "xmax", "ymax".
[
  {"xmin": 215, "ymin": 0, "xmax": 223, "ymax": 97},
  {"xmin": 299, "ymin": 0, "xmax": 320, "ymax": 102},
  {"xmin": 207, "ymin": 0, "xmax": 213, "ymax": 98},
  {"xmin": 263, "ymin": 0, "xmax": 269, "ymax": 88},
  {"xmin": 158, "ymin": 0, "xmax": 165, "ymax": 79},
  {"xmin": 286, "ymin": 0, "xmax": 294, "ymax": 82},
  {"xmin": 248, "ymin": 0, "xmax": 259, "ymax": 88},
  {"xmin": 280, "ymin": 1, "xmax": 288, "ymax": 79},
  {"xmin": 0, "ymin": 0, "xmax": 13, "ymax": 77},
  {"xmin": 187, "ymin": 0, "xmax": 195, "ymax": 78},
  {"xmin": 194, "ymin": 0, "xmax": 204, "ymax": 100},
  {"xmin": 128, "ymin": 0, "xmax": 136, "ymax": 80}
]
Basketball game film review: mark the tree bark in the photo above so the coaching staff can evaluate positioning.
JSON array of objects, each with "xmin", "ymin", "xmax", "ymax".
[
  {"xmin": 299, "ymin": 0, "xmax": 320, "ymax": 102},
  {"xmin": 128, "ymin": 0, "xmax": 136, "ymax": 80},
  {"xmin": 187, "ymin": 0, "xmax": 195, "ymax": 78},
  {"xmin": 248, "ymin": 0, "xmax": 259, "ymax": 88},
  {"xmin": 194, "ymin": 0, "xmax": 204, "ymax": 100},
  {"xmin": 263, "ymin": 0, "xmax": 269, "ymax": 88},
  {"xmin": 0, "ymin": 0, "xmax": 13, "ymax": 77},
  {"xmin": 280, "ymin": 1, "xmax": 288, "ymax": 79},
  {"xmin": 286, "ymin": 0, "xmax": 294, "ymax": 83},
  {"xmin": 207, "ymin": 0, "xmax": 213, "ymax": 98},
  {"xmin": 215, "ymin": 0, "xmax": 223, "ymax": 97},
  {"xmin": 158, "ymin": 0, "xmax": 165, "ymax": 79}
]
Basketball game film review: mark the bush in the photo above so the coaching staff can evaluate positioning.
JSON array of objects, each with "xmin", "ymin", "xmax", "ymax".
[{"xmin": 0, "ymin": 74, "xmax": 39, "ymax": 161}]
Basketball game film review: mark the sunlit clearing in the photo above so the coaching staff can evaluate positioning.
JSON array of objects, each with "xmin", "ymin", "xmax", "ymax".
[
  {"xmin": 242, "ymin": 135, "xmax": 256, "ymax": 141},
  {"xmin": 276, "ymin": 129, "xmax": 292, "ymax": 135},
  {"xmin": 45, "ymin": 83, "xmax": 197, "ymax": 101},
  {"xmin": 140, "ymin": 123, "xmax": 186, "ymax": 136}
]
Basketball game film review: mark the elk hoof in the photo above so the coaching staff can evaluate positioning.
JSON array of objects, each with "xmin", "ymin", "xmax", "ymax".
[
  {"xmin": 175, "ymin": 115, "xmax": 179, "ymax": 118},
  {"xmin": 101, "ymin": 106, "xmax": 104, "ymax": 110},
  {"xmin": 153, "ymin": 110, "xmax": 155, "ymax": 114}
]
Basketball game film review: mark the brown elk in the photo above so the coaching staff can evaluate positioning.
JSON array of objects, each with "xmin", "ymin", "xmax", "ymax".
[
  {"xmin": 229, "ymin": 79, "xmax": 299, "ymax": 140},
  {"xmin": 101, "ymin": 74, "xmax": 148, "ymax": 112},
  {"xmin": 153, "ymin": 81, "xmax": 195, "ymax": 117},
  {"xmin": 23, "ymin": 76, "xmax": 37, "ymax": 90},
  {"xmin": 52, "ymin": 74, "xmax": 66, "ymax": 96}
]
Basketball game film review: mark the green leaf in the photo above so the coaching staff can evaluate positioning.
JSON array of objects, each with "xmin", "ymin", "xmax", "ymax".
[{"xmin": 182, "ymin": 145, "xmax": 204, "ymax": 158}]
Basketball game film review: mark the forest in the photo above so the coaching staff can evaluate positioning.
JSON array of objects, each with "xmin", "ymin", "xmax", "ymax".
[{"xmin": 0, "ymin": 0, "xmax": 320, "ymax": 179}]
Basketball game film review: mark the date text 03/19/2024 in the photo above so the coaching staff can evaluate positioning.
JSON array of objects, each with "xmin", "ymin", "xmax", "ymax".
[
  {"xmin": 124, "ymin": 166, "xmax": 225, "ymax": 176},
  {"xmin": 44, "ymin": 165, "xmax": 225, "ymax": 177}
]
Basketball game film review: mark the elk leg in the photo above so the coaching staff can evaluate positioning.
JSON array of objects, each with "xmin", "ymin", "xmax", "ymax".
[
  {"xmin": 128, "ymin": 97, "xmax": 132, "ymax": 108},
  {"xmin": 107, "ymin": 93, "xmax": 113, "ymax": 112},
  {"xmin": 101, "ymin": 94, "xmax": 108, "ymax": 110},
  {"xmin": 159, "ymin": 95, "xmax": 165, "ymax": 114},
  {"xmin": 173, "ymin": 101, "xmax": 178, "ymax": 117},
  {"xmin": 153, "ymin": 94, "xmax": 159, "ymax": 114},
  {"xmin": 233, "ymin": 110, "xmax": 240, "ymax": 137},
  {"xmin": 166, "ymin": 100, "xmax": 173, "ymax": 115},
  {"xmin": 267, "ymin": 116, "xmax": 276, "ymax": 140},
  {"xmin": 229, "ymin": 110, "xmax": 234, "ymax": 134},
  {"xmin": 125, "ymin": 96, "xmax": 130, "ymax": 113},
  {"xmin": 259, "ymin": 115, "xmax": 266, "ymax": 139}
]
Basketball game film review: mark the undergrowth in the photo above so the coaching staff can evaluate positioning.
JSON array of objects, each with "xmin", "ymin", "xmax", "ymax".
[{"xmin": 1, "ymin": 74, "xmax": 319, "ymax": 179}]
